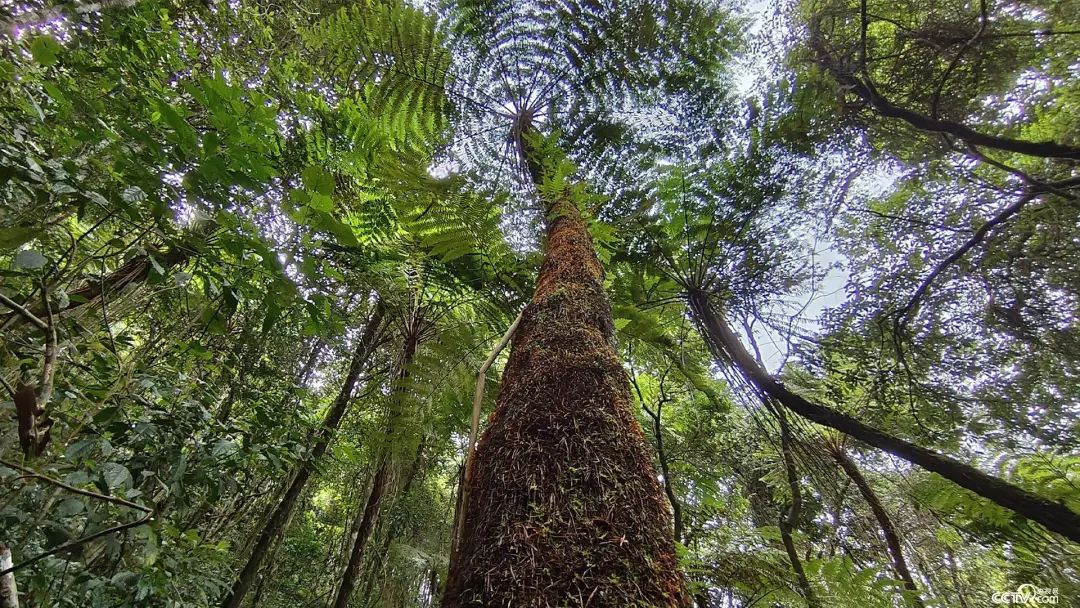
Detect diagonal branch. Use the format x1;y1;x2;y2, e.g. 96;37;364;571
807;17;1080;161
845;75;1080;160
686;289;1080;544
37;280;57;409
895;191;1034;328
0;293;46;331
0;459;152;513
0;512;152;577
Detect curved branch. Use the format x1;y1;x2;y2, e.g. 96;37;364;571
687;290;1080;544
846;76;1080;160
807;18;1080;161
895;192;1034;327
0;294;46;331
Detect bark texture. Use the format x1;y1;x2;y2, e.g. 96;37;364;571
687;289;1080;544
443;181;686;605
0;542;18;608
219;301;384;608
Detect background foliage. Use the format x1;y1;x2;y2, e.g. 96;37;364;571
1;0;1077;606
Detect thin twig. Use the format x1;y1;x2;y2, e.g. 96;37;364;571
0;459;152;513
0;512;152;577
0;293;46;331
38;280;57;408
896;192;1035;327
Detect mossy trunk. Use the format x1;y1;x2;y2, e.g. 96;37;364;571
443;183;686;605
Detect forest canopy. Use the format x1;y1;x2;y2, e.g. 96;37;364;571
0;0;1078;607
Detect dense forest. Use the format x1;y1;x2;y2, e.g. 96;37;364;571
1;0;1078;606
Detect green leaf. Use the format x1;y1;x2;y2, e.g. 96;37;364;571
30;36;62;66
102;463;133;490
121;186;147;202
301;165;335;195
307;193;335;213
13;249;47;270
57;497;87;517
93;406;122;426
0;227;41;252
153;99;198;155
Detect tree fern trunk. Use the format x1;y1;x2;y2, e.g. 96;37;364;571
333;460;390;608
686;288;1080;543
777;411;820;608
443;133;686;606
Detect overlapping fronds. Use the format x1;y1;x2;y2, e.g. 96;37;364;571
295;0;451;168
441;0;740;205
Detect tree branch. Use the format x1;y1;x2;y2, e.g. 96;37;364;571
895;191;1034;328
37;281;57;409
0;293;46;331
847;75;1080;160
0;459;152;513
807;18;1080;160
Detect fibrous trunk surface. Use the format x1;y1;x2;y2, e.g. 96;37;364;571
443;196;685;607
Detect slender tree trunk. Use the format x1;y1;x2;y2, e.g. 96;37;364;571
644;402;683;543
686;289;1080;543
945;551;970;608
334;462;390;608
779;523;815;607
777;411;819;608
218;301;385;608
0;542;18;608
331;317;424;608
359;438;429;602
830;447;925;608
443;129;686;606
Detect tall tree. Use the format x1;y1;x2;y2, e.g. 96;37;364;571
332;298;433;608
438;0;735;603
219;300;385;608
445;127;686;605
